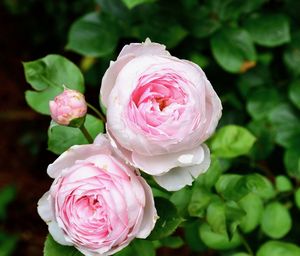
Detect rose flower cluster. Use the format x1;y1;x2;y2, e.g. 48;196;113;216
38;40;222;256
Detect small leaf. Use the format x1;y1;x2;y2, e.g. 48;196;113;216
238;193;263;233
44;234;83;256
131;239;155;256
48;114;104;154
170;187;192;217
121;0;154;9
244;14;290;47
211;27;256;73
261;202;292;239
184;221;207;252
24;55;84;115
159;236;184;249
275;175;293;192
67;12;119;57
210;125;256;158
257;241;300;256
199;223;241;250
206;200;227;236
148;197;183;240
188;187;214;218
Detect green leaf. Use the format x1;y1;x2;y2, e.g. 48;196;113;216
132;21;187;49
248;120;276;160
247;88;282;120
206;200;227;236
148;197;183;240
131;239;155;256
199;223;241;250
268;103;300;148
121;0;154;9
284;146;300;179
184;221;207;252
48;114;104;154
114;246;134;256
275;175;293;192
195;156;222;189
211;27;256;73
24;55;84;115
210;125;256;158
170;187;192;217
44;234;83;256
244;14;290;47
284;32;300;76
289;80;300;109
238;193;263;233
261;202;292;239
188;187;214;218
231;253;250;256
159;236;184;249
216;174;272;201
294;188;300;209
257;241;300;256
225;201;246;235
67;12;119;57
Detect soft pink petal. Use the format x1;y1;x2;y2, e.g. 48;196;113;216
135;177;158;238
48;221;72;246
100;55;135;107
153;145;211;191
37;191;53;222
47;144;110;178
118;38;170;59
131;145;207;175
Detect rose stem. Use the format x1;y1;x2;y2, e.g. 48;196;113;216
79;125;93;143
87;102;106;123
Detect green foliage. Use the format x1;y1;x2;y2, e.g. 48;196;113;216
260;202;292;239
48;114;104;154
209;125;256;158
275;175;293;192
24;55;84;114
257;241;300;256
0;232;18;256
44;235;83;256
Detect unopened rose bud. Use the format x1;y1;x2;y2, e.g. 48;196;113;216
49;88;87;127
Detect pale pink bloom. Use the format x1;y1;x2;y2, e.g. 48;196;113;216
100;39;222;191
49;88;87;125
38;135;157;256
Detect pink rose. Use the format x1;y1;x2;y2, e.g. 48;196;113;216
100;39;222;191
49;88;87;126
37;135;157;256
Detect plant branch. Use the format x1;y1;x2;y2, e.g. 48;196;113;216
79;125;93;143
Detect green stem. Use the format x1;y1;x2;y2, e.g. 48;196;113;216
239;232;254;256
87;102;106;123
80;125;93;143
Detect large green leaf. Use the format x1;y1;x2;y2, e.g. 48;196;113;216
275;175;293;192
131;240;155;256
211;27;256;73
170;187;192;217
148;197;183;240
260;202;292;239
67;12;119;57
257;241;300;256
244;14;290;47
44;235;83;256
238;193;263;233
121;0;155;9
188;187;214;218
184;221;207;252
24;55;84;115
48;114;104;154
209;125;256;158
199;223;241;250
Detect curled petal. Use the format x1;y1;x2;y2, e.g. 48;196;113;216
153;145;210;191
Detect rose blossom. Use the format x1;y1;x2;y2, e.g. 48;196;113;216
49;88;87;126
100;39;222;191
37;135;157;256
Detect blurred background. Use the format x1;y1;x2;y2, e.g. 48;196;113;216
1;0;300;255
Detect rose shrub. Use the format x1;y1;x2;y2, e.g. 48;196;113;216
101;40;222;191
37;134;157;256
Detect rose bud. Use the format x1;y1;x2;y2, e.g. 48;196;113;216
49;88;87;127
37;134;157;256
100;39;222;191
